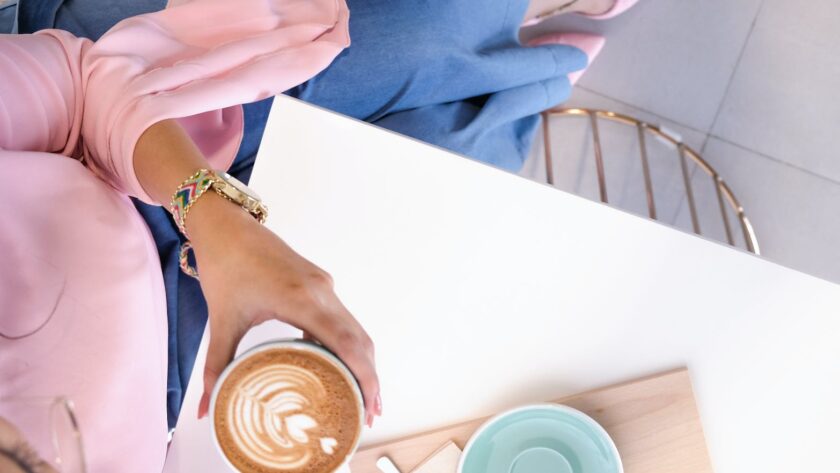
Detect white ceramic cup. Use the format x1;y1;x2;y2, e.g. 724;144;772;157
209;339;365;473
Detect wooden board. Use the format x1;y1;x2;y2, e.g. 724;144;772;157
350;368;712;473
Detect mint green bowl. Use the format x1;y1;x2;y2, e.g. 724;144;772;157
457;404;622;473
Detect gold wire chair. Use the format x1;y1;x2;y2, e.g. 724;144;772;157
541;107;760;254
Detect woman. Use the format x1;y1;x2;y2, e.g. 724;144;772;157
0;0;637;470
1;2;380;471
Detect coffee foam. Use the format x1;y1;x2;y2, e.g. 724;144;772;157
214;347;361;473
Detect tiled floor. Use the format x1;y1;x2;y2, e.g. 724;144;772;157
519;0;840;284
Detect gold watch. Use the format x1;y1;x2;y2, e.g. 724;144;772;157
210;171;268;223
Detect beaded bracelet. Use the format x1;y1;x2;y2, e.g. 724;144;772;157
170;169;216;279
169;169;216;238
179;241;200;279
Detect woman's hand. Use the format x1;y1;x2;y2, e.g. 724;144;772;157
187;192;382;426
133;120;380;425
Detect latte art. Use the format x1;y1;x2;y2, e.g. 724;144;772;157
229;365;334;469
214;345;362;473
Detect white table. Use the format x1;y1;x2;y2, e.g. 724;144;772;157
163;96;840;473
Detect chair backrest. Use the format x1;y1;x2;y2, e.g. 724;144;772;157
541;107;759;254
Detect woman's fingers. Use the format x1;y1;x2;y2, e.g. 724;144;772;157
283;292;382;425
197;313;244;419
327;322;380;426
339;335;382;427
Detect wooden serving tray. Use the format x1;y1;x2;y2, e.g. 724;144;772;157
350;368;712;473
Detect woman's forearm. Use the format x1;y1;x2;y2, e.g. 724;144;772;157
133;119;248;246
133;119;212;207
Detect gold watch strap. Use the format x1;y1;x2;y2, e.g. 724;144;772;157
211;185;268;224
169;169;267;280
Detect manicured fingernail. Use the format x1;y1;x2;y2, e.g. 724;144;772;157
375;394;383;415
198;393;208;419
365;413;373;427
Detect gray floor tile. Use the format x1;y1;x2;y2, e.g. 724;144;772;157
711;0;840;182
521;0;763;131
675;138;840;283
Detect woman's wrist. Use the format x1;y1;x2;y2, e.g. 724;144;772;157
185;190;256;252
133;120;262;265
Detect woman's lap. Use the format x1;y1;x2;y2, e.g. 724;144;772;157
287;0;582;169
0;151;169;472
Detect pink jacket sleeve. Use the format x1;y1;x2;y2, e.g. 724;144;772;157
0;0;350;203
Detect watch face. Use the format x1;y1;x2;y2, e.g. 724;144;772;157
219;171;261;200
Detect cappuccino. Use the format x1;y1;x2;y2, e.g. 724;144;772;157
212;341;363;473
